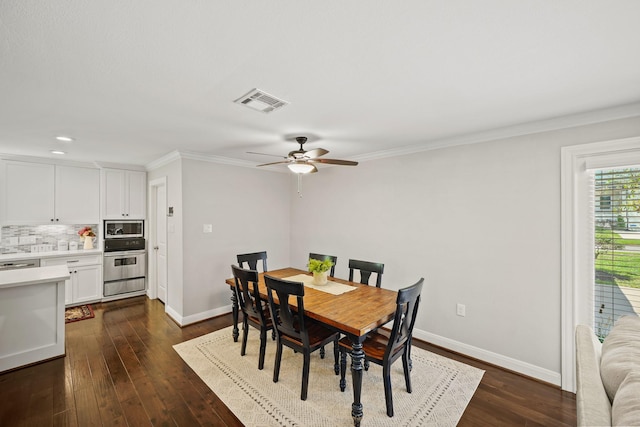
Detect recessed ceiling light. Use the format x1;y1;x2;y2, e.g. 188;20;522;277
55;136;74;142
50;150;66;155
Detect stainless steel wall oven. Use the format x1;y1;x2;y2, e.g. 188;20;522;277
103;220;146;297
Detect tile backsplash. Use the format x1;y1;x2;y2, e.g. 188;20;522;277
0;224;99;254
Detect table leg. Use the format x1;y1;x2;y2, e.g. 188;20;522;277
230;286;239;342
350;336;365;427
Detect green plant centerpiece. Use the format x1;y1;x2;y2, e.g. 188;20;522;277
308;258;333;285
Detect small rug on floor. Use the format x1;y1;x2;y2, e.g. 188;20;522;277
174;326;484;426
64;304;94;323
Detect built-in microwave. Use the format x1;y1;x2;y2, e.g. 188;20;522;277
104;220;144;238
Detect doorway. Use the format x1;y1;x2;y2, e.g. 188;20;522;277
149;177;168;303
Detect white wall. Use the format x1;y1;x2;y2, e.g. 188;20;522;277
289;115;640;384
180;158;290;322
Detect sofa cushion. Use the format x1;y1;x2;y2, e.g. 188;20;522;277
600;315;640;402
612;371;640;427
575;325;612;426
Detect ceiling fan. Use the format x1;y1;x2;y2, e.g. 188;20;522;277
250;136;358;174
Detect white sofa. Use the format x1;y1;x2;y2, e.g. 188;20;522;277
575;315;640;426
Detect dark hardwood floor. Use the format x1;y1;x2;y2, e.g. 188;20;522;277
0;296;576;426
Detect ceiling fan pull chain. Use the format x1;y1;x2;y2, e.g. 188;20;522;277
297;173;303;198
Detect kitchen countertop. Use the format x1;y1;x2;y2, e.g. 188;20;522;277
0;264;70;289
0;248;103;262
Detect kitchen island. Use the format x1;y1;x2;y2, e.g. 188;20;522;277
0;265;70;373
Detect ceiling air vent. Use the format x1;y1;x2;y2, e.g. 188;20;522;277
234;88;288;114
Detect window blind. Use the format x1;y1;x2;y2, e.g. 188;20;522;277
593;167;640;340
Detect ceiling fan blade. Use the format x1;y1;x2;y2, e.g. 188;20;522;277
257;160;291;167
310;158;358;166
309;164;318;173
247;151;287;159
304;148;329;159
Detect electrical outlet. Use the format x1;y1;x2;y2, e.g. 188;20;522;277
456;303;466;317
203;224;213;233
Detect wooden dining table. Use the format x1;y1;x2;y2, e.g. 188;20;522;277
225;267;398;427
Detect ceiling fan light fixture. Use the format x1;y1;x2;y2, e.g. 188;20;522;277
288;162;315;174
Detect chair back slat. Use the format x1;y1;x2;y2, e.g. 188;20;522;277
348;259;385;287
231;265;266;322
237;251;268;272
309;253;337;277
385;278;423;360
264;275;309;347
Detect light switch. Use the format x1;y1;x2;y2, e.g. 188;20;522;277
203;224;213;233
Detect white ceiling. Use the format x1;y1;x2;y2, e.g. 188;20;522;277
1;1;640;168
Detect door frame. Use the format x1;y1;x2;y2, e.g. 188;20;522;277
148;176;167;303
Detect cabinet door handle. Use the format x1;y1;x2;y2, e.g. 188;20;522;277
67;260;80;263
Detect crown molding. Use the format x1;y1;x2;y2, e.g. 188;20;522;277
177;151;257;168
0;153;99;169
352;102;640;162
93;161;146;171
146;150;288;173
145;151;182;171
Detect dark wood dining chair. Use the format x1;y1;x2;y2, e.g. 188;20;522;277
237;251;268;272
348;258;384;287
231;265;274;370
309;252;337;277
338;278;424;417
264;275;340;400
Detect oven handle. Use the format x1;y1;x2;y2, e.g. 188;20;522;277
104;250;146;257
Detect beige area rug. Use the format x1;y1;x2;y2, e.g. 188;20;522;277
174;326;484;426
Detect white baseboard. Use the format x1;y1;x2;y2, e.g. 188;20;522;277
166;304;233;327
413;328;562;386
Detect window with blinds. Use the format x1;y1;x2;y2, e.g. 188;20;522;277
594;167;640;340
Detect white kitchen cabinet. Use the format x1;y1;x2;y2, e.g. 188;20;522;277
1;161;54;223
41;254;102;306
0;160;99;224
55;165;100;223
101;169;146;219
71;265;102;304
